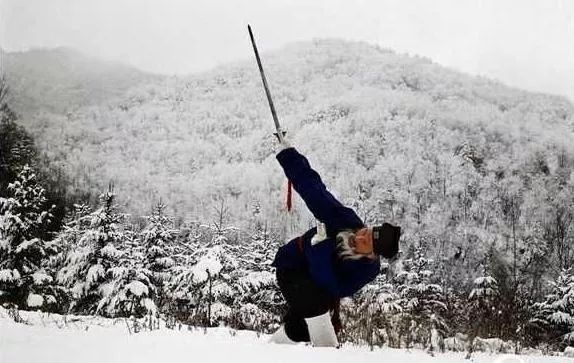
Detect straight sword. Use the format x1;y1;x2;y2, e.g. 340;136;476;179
248;24;285;143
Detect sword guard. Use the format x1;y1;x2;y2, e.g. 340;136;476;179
273;130;287;142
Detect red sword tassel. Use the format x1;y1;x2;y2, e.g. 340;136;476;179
286;180;293;212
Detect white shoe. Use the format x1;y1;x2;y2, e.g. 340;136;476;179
269;325;297;345
305;312;339;347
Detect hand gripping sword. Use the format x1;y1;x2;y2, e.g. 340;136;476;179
248;25;285;143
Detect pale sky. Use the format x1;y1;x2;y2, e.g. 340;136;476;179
1;0;574;102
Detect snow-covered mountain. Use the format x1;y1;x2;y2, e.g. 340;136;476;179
4;40;574;252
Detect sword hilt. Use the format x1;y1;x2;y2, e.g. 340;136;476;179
273;130;287;143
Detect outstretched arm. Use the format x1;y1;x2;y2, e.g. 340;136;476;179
276;147;364;233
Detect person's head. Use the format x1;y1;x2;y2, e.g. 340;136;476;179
336;223;401;260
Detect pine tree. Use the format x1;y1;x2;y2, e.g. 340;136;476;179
232;222;282;332
50;203;92;259
57;189;156;317
141;201;177;309
343;274;403;349
104;226;157;318
44;203;93;311
531;268;574;349
467;264;501;350
0;165;64;310
396;246;448;350
164;225;202;322
0;79;37;197
169;223;240;326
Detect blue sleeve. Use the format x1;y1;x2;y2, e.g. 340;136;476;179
276;148;364;233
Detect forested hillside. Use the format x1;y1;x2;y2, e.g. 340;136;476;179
2;40;574;349
7;40;574;233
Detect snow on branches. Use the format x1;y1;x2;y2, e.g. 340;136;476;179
0;165;61;311
531;268;574;348
56;190;156;317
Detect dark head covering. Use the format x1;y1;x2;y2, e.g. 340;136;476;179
372;223;401;259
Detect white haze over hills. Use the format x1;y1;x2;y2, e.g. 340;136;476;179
1;47;160;115
2;0;573;103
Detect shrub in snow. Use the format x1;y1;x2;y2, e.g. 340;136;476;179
233;302;278;332
231;270;281;332
471;337;513;353
26;293;44;308
0;165;64;311
96;267;157;318
443;333;468;352
168;219;282;330
341;274;403;349
229;223;282;332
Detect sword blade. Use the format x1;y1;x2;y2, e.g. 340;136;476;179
248;25;284;142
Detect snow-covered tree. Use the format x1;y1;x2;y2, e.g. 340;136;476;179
50;203;92;257
231;222;282;332
531;268;574;349
168;199;283;331
141;202;177;308
469;273;499;305
343;273;403;349
0;80;38;197
169;220;240;326
0;165;63;311
57;189;156;317
396;246;448;350
101;228;157;318
467;264;501;347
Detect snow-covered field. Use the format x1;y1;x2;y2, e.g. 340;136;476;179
0;309;572;363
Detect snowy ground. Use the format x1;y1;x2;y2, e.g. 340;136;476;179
1;310;572;363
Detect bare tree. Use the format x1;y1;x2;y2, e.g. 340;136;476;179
0;74;8;107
